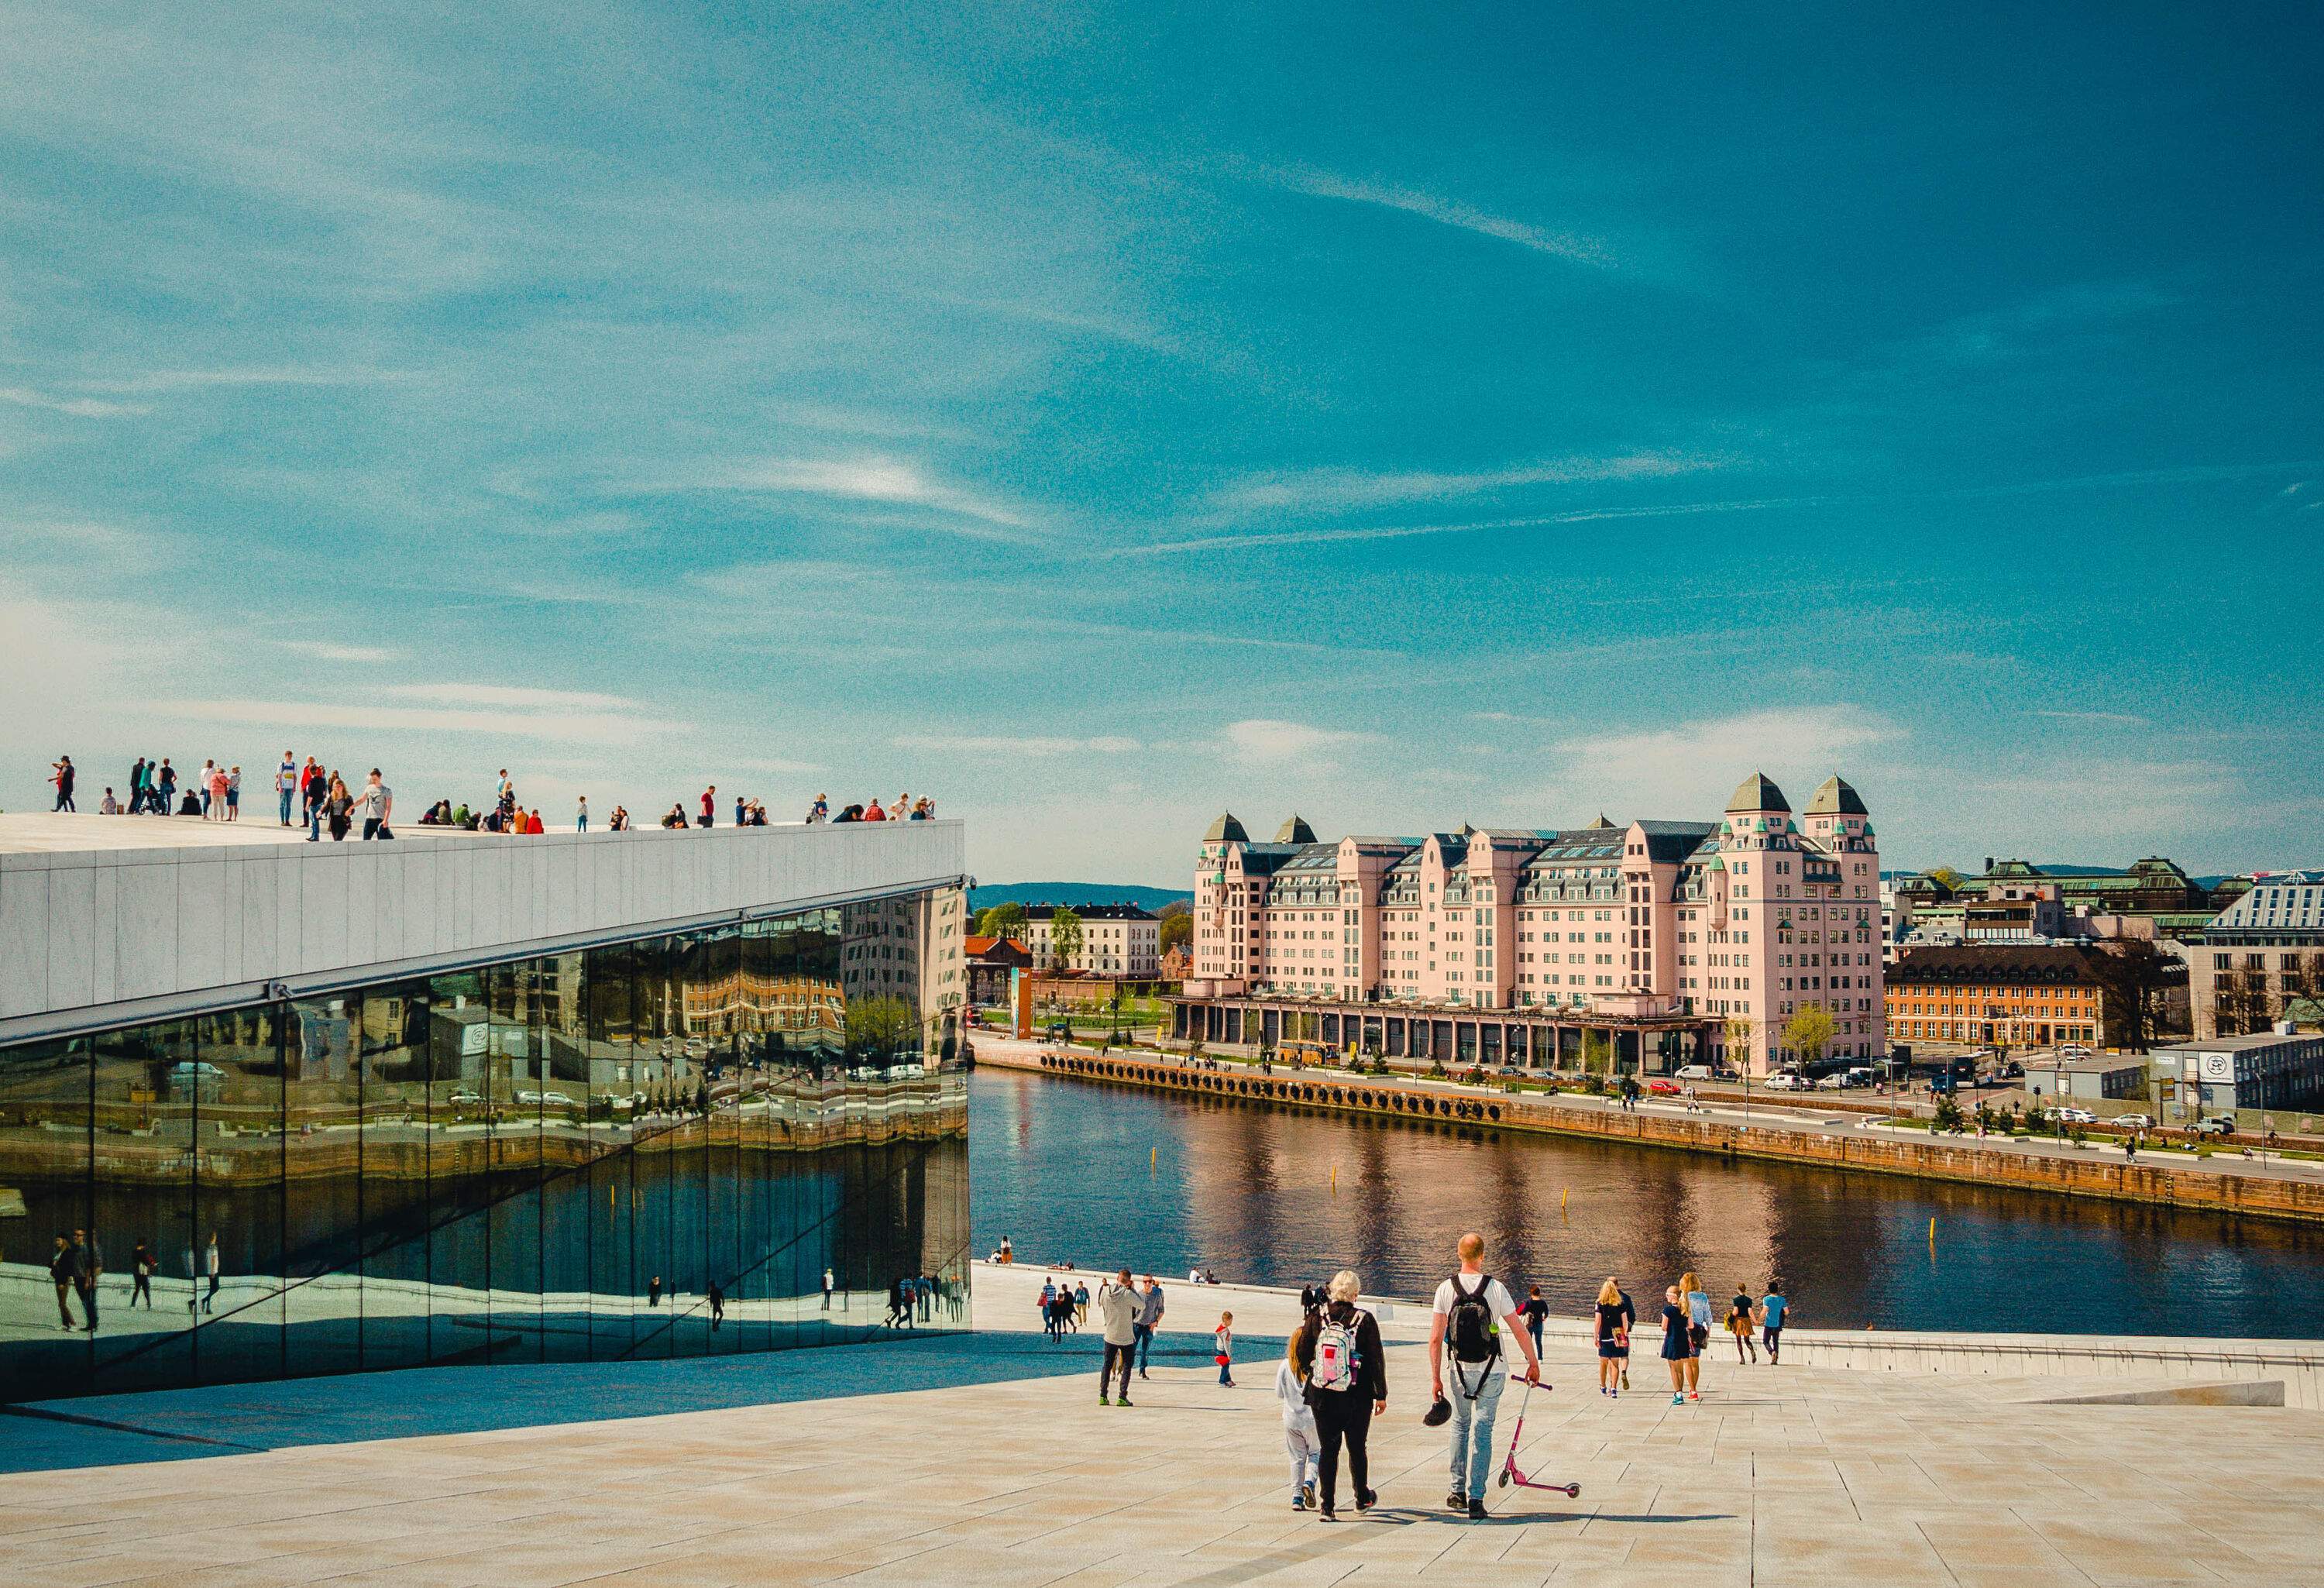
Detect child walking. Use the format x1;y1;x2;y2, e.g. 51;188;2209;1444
1276;1325;1322;1509
1215;1310;1236;1387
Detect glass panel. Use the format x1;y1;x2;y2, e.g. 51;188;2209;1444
198;1001;284;1384
583;939;636;1361
630;935;682;1357
359;979;435;1372
425;968;493;1365
91;1016;198;1391
284;995;362;1377
0;1035;91;1401
486;960;543;1365
535;950;594;1364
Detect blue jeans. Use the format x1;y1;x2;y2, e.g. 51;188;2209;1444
1446;1359;1507;1500
279;788;294;824
1133;1322;1153;1373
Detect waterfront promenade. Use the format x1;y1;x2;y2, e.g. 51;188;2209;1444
5;1311;2322;1586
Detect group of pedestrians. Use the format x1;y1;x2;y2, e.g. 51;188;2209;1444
45;1229;222;1332
1093;1238;1798;1524
1040;1274;1091;1338
1278;1232;1548;1521
885;1272;942;1326
48;752;930;844
1648;1271;1789;1404
808;792;937;823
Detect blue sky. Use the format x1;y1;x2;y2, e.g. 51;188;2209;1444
2;2;2319;885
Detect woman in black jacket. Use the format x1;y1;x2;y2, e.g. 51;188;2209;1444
1294;1268;1387;1520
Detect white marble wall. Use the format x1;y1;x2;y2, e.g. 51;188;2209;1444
0;821;965;1040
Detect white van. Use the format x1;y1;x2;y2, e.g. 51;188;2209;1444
1673;1064;1720;1082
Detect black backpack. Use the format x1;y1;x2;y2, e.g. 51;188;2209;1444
1448;1274;1499;1364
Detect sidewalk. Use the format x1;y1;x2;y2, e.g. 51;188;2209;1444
5;1329;2319;1587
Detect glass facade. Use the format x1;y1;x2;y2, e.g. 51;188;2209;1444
0;895;969;1403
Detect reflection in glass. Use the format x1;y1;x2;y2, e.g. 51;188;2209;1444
0;889;970;1402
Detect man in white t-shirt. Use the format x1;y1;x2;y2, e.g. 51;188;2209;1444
1428;1230;1542;1519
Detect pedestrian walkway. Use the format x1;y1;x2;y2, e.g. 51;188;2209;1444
4;1332;2318;1586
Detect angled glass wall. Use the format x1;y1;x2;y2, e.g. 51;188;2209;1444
0;892;968;1404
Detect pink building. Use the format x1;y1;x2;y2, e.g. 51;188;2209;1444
1180;773;1885;1077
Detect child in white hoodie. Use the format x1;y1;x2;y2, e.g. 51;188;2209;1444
1275;1332;1322;1510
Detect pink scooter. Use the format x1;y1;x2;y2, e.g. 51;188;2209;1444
1496;1377;1580;1498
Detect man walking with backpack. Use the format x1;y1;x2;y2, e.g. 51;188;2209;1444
1428;1231;1543;1520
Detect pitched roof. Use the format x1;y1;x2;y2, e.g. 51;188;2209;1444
1725;772;1789;813
1804;775;1867;816
1274;815;1318;844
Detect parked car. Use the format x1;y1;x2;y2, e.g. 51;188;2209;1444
1673;1064;1721;1083
2055;1107;2098;1125
1646;1078;1683;1095
2192;1115;2240;1137
1815;1072;1851;1090
1765;1071;1810;1091
445;1088;483;1105
2113;1113;2155;1131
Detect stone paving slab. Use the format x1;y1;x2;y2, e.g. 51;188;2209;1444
5;1339;2322;1586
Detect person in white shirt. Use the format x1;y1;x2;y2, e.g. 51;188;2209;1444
1428;1231;1543;1519
353;768;394;840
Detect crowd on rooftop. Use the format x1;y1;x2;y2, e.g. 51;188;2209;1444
43;754;936;843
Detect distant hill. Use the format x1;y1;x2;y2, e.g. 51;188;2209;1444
969;882;1191;913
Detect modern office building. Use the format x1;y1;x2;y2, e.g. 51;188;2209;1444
0;813;970;1404
2181;869;2324;1037
1178;773;1885;1077
2154;1030;2324;1117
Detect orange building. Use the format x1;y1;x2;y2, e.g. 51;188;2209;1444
1885;944;2119;1049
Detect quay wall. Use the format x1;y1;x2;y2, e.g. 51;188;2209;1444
978;1047;2324;1228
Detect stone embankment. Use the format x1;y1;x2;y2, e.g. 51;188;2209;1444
979;1046;2324;1227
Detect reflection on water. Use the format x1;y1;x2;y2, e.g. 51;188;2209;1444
971;1070;2324;1337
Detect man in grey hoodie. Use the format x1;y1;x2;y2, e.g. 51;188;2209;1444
1098;1269;1143;1406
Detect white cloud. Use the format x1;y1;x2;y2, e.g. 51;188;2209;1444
81;366;396;395
1542;705;1902;816
664;455;1035;535
1260;166;1614;268
894;733;1141;756
736;756;828;775
379;683;643;712
0;386;148;418
2030;709;2150;727
1221;718;1381;763
1211;452;1721;516
163;696;687;744
280;639;400;664
1109;496;1806;559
